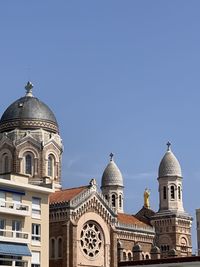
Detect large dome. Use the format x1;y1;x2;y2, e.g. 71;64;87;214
101;154;124;188
158;144;182;178
0;82;59;133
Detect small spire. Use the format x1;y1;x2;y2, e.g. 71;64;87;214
25;81;34;97
167;141;171;151
109;152;114;161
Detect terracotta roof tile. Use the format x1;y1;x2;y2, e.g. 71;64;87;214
50;186;88;204
118;213;150;227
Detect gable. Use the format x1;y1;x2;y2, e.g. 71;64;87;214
72;193;117;225
50;186;88;204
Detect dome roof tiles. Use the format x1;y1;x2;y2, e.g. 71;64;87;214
0;82;59;133
101;157;123;187
158;146;182;178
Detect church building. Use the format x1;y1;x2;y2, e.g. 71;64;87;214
48;98;192;266
0;82;193;267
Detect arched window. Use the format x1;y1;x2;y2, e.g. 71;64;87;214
48;155;54;177
181;237;187;245
127;252;132;260
1;153;12;174
111;194;116;207
119;195;122;208
145;254;150;259
163;186;167;199
58;237;63;258
50;238;55;258
178;186;181;200
123;251;126;261
170;185;175;199
4;155;9;173
161;245;169;252
25;154;32;175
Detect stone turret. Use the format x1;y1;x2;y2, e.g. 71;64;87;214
158;142;184;212
151;142;192;258
101;153;124;212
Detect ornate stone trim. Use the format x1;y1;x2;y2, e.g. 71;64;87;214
80;221;103;258
0;119;58;133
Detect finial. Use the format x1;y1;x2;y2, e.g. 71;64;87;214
25;81;34;97
166;141;171;151
109;152;114;161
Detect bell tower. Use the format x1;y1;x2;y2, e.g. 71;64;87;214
151;143;192;258
101;153;124;213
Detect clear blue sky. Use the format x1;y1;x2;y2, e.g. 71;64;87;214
0;1;199;251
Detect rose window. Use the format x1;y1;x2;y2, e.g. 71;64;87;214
80;222;103;258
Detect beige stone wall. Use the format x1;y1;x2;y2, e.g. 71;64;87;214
153;216;192;258
0;174;52;267
27;190;50;267
0;129;63;189
76;211;111;267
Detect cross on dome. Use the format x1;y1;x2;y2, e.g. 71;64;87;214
109;152;114;161
167;141;171;151
25;81;34;97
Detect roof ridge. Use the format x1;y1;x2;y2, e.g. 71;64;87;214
59;185;89;192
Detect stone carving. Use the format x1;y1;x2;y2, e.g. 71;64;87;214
80;221;103;258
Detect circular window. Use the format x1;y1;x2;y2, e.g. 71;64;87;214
80;222;103;258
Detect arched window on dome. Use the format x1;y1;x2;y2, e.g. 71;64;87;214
119;194;122;208
170;185;175;200
111;194;116;207
0;152;12;174
178;186;181;200
163;186;167;200
24;153;33;175
48;154;54;177
4;156;9;173
2;154;9;173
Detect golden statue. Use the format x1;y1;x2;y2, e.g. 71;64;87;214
144;188;150;209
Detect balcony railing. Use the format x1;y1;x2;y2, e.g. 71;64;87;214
0;229;30;244
0;258;28;267
0;201;30;216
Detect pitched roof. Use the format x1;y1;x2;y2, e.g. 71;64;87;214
50;186;88;204
117;213;150;227
135;206;155;226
